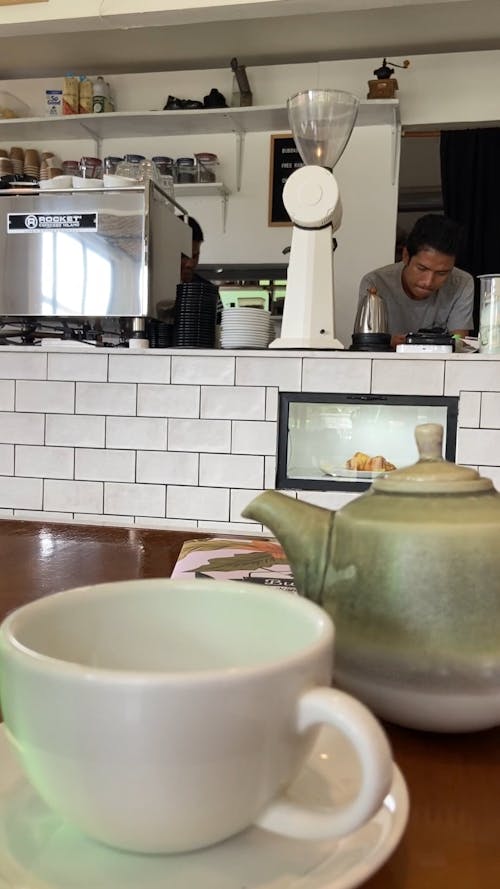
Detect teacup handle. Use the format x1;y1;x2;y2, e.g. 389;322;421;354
256;687;394;840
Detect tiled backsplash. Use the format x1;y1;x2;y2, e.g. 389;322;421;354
0;347;499;533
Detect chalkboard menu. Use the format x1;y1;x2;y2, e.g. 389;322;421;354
268;133;304;227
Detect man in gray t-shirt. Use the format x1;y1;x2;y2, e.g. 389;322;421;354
358;214;474;348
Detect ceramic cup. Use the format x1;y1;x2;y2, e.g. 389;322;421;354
0;578;393;854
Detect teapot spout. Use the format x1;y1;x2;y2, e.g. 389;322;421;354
242;490;334;603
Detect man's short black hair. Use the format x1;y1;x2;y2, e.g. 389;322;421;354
188;216;204;243
405;214;463;260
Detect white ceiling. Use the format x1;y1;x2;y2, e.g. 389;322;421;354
0;0;499;79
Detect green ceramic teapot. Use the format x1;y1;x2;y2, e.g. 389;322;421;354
243;423;500;732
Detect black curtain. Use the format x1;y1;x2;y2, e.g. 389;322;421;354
440;128;500;334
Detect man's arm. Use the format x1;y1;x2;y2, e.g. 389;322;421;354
391;334;406;348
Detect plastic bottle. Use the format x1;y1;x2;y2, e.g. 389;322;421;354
104;82;114;113
92;76;107;114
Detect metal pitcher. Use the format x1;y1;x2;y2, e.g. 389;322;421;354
353;286;389;334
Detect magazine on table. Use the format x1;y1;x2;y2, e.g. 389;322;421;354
171;536;296;592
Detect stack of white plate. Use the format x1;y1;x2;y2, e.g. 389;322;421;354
220;307;272;349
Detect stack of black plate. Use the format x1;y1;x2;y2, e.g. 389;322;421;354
350;332;392;351
148;320;173;348
173;281;218;348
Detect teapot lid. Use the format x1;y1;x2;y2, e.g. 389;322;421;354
372;423;493;494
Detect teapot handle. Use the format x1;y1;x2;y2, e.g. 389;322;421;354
255;687;394;840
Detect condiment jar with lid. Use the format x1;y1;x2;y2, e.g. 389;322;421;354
104;156;123;175
195;152;218;182
175;157;196;184
152;156;174;178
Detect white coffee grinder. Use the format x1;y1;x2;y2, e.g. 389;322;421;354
269;89;360;350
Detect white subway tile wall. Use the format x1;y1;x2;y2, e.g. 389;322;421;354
16;445;74;479
479;466;500;490
171;355;234;385
106;416;167;450
458;391;481;428
109;355;171;384
265;387;279;420
134;516;198;530
15;510;73;522
232;420;277;455
0;477;43;510
136;451;198;485
456;428;500;466
0;444;14;475
264;455;276;489
48;353;108;382
104;482;165;517
372;360;445;395
44;479;103;514
200;453;264;489
480;392;500;428
76;382;136;416
16;380;75;414
235;356;301;389
0;347;499;532
445;359;500;395
0;352;46;380
167;485;229;521
200;386;265;420
302;357;371;393
75;448;136;483
0;381;14;411
0;412;44;445
168;418;231;453
138;384;200;418
73;512;135;526
46;414;105;447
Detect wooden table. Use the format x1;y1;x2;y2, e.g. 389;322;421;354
0;519;498;888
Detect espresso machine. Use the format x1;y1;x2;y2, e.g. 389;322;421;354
0;179;191;343
269;88;360;350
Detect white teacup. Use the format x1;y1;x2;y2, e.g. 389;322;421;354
0;578;393;854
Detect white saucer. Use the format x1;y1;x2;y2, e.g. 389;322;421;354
0;723;408;889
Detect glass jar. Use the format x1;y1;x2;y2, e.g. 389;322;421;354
124;154;145;164
79;156;102;179
152;156;174;177
175;157;196;184
137;159;159;183
104;156;123;175
115;160;140;180
61;159;80;176
195;152;218;183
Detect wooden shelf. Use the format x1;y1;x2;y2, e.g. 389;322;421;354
0;100;399;143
